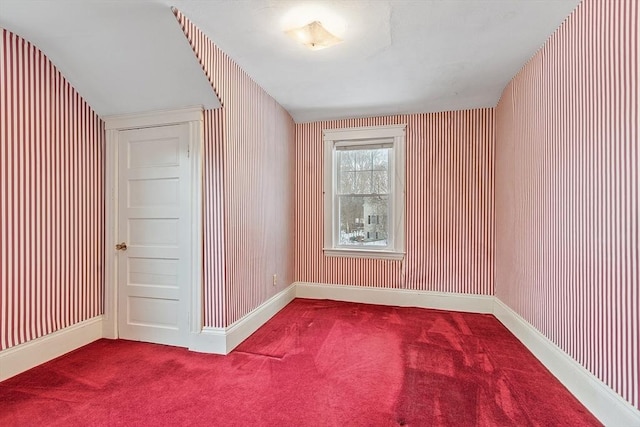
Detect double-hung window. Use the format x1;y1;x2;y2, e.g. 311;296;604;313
323;124;406;259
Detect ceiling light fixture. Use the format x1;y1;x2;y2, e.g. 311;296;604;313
286;21;343;51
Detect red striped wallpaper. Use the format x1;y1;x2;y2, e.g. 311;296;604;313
173;10;296;328
295;110;495;294
495;0;638;410
0;29;105;351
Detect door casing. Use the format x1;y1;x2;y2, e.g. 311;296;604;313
103;107;203;344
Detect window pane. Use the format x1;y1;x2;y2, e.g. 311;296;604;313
372;170;388;193
337;170;354;194
339;150;356;169
354;170;371;194
337;148;389;195
353;150;372;171
338;195;389;246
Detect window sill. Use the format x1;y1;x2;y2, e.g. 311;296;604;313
323;248;405;260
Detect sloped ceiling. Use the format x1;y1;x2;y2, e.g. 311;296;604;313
0;1;221;117
0;0;581;122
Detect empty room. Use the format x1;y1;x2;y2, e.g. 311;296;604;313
0;0;638;425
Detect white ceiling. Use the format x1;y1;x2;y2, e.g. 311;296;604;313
0;0;581;123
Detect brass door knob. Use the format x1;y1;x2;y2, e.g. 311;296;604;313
115;242;127;251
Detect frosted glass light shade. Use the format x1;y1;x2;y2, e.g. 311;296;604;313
286;21;342;50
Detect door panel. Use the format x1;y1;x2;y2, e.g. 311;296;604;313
128;218;179;246
129;179;179;206
117;124;191;347
128;258;178;287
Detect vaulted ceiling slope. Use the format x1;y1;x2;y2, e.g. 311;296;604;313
0;0;581;122
0;1;221;117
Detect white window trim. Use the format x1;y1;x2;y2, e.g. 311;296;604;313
323;124;406;260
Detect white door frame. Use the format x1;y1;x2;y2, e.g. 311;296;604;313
103;106;203;343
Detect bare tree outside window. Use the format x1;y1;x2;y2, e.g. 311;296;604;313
336;147;390;246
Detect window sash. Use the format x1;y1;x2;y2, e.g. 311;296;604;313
323;124;406;260
333;146;394;250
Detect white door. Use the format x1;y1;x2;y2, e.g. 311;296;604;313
116;123;191;347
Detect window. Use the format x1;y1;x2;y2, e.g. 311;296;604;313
323;124;406;259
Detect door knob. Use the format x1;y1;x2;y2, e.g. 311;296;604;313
115;242;128;251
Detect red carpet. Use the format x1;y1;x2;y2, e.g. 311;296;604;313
0;299;600;426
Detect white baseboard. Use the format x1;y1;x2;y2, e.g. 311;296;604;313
189;284;296;355
225;284;296;351
493;299;640;427
295;281;494;314
190;326;227;354
0;316;104;381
